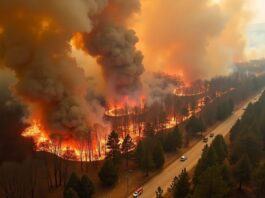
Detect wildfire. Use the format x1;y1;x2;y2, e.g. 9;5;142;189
22;120;107;161
165;117;178;129
21;84;236;162
22;120;49;144
174;83;208;97
215;87;235;97
105;96;146;117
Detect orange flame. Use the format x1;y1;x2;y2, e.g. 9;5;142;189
22;85;235;162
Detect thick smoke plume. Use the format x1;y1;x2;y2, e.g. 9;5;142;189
80;0;145;104
0;0;108;140
134;0;250;82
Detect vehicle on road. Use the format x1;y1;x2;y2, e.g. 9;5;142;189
180;155;187;162
209;133;214;138
133;187;143;197
203;137;208;143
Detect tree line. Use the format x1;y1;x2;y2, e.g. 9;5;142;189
165;91;265;198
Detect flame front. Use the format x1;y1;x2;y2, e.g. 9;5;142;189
22;120;107;161
22;81;235;162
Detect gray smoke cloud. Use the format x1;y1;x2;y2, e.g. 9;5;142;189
80;0;144;104
0;0;108;139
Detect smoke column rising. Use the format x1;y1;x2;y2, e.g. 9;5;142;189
0;0;108;140
80;0;145;104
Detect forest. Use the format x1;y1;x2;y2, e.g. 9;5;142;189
169;91;265;198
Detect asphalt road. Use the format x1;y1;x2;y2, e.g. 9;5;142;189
134;91;263;198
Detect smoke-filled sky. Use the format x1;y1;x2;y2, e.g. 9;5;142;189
213;0;265;23
245;0;265;24
212;0;265;59
246;0;265;59
133;0;254;82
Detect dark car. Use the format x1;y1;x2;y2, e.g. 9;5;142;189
209;133;214;138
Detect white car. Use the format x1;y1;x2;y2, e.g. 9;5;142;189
180;155;187;162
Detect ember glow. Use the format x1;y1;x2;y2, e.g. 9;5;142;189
22;120;108;161
105;96;146;117
22;120;49;145
174;83;208;97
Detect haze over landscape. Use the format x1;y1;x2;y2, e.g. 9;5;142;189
0;0;265;198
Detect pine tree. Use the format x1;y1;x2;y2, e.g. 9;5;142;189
106;131;121;164
79;175;95;198
193;145;209;184
121;134;135;167
234;155;251;190
173;126;182;150
205;146;217;168
220;164;234;188
64;172;81;197
173;169;190;198
185;116;205;138
142;146;154;176
231;134;262;165
165;127;182;152
193;166;228;198
253;163;265;198
152;141;165;169
135;140;144;165
98;159;118;186
64;187;79;198
211;135;228;163
135;139;154;176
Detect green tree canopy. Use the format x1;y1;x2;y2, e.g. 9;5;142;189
121;134;135;166
164;127;182;152
211;135;228;163
234;155;252;190
64;172;81;197
185;116;205;138
193;166;228;198
106;130;121;164
64;187;79;198
253;163;265;198
98;159;118;186
80;175;95;198
231;134;262;166
152;141;165;169
173;169;190;198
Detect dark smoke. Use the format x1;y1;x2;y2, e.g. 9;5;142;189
0;0;108;140
0;69;33;163
81;0;144;103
